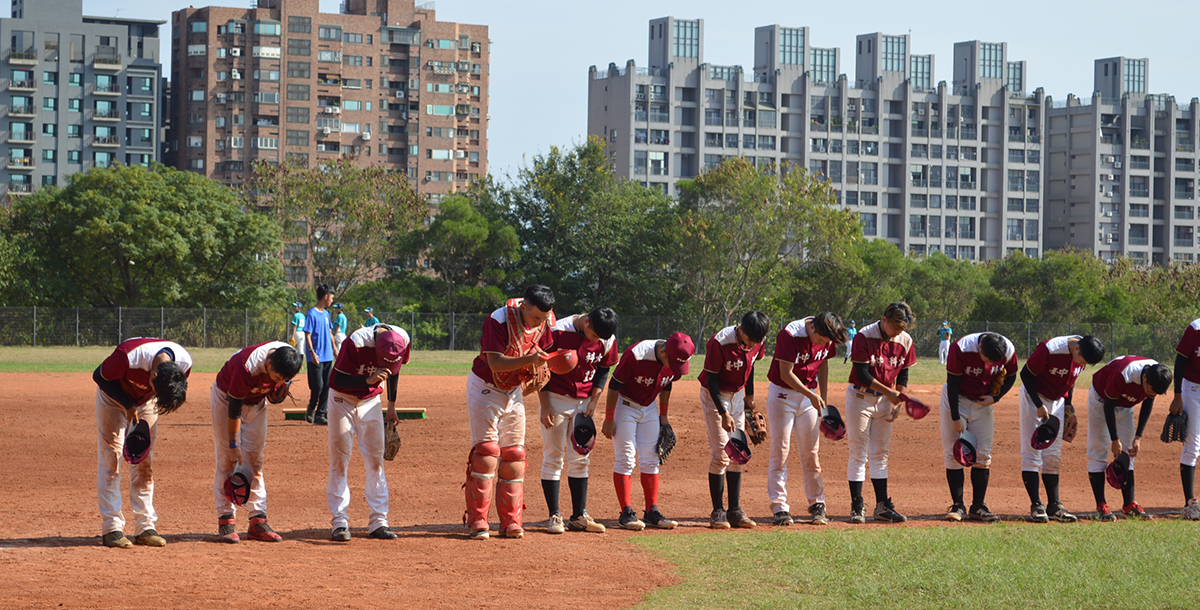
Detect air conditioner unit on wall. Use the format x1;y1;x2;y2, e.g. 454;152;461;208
1114;161;1122;168
324;106;337;114
321;127;332;135
361;132;371;141
230;48;241;57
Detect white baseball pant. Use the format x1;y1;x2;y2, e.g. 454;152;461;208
939;385;995;469
293;331;306;352
541;392;591;480
467;373;526;447
612;395;660;476
95;390;159;535
1018;385;1066;474
334;332;346;346
326;389;389;531
700;387;746;475
1181;379;1200;467
210;383;270;516
939;340;950;365
845;386;897;481
766;382;823;514
1086;387;1136;473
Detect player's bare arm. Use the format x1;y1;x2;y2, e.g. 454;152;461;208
601;384;619;439
659;389;671;427
537;390;554;429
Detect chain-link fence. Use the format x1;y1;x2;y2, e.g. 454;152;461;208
0;307;1188;363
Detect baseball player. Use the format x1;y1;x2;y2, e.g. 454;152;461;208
332;303;348;346
1017;335;1105;523
363;307;380;328
601;331;695;531
326;323;411;541
305;285;340;425
1087;356;1172;520
464;285;556;540
211;342;304;543
937;321;953;365
845;302;916;524
941;332;1019;523
842;320;857;364
699;312;769;529
537;308;619;534
92;338;191;548
766;312;847;526
1170;319;1200;520
289;302;305;349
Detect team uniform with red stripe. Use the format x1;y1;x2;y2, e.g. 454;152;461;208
939;333;1018;469
1086;356;1159;474
540;315;617;481
698;326;765;475
845;322;915;482
1019;336;1086;474
1175;320;1200;471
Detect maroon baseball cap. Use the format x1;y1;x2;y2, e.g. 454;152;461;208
375;329;408;374
664;332;695;377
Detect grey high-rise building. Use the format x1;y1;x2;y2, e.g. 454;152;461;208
2;0;163;196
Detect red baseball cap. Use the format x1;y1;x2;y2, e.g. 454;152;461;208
664;332;695;377
375;329;408;374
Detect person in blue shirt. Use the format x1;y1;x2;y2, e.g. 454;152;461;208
937;321;954;365
304;285;340;425
363;307;380;328
843;320;858;364
332;303;348;346
289;303;306;350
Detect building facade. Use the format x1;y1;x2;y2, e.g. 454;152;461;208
168;0;488;201
2;0;163;196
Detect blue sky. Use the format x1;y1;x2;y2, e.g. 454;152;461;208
14;0;1200;181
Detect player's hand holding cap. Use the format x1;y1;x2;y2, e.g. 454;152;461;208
664;332;695;376
375;329;408;375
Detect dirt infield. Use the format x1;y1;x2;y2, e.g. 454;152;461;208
0;373;1187;609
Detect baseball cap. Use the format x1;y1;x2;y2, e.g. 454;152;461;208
332;303;343;309
292;302;302;307
364;307;374;313
375;329;408;374
664;332;694;377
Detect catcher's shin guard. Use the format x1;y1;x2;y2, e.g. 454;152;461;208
497;445;527;537
463;442;500;532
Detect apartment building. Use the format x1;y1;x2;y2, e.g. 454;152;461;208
169;0;488;202
589;18;1046;261
2;0;163;196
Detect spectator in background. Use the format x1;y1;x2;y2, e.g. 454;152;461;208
305;285;339;426
289;303;305;350
843;320;857;364
332;303;348;346
363;307;380;328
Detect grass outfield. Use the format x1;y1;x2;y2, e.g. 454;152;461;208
631;521;1199;609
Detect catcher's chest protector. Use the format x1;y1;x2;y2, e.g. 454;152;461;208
491;298;556;392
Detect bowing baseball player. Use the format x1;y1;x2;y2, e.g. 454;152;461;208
211;342;304;543
1017;335;1105;523
93;338;191;548
601;332;695;530
1170;319;1200;520
698;312;770;529
766;312;847;526
538;307;619;534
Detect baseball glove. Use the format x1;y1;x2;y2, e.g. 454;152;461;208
1061;403;1078;443
655;423;677;464
745;406;768;445
266;380;293;405
1162;411;1188;443
384;420;402;461
989;369;1007;397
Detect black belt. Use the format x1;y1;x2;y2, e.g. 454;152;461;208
853;385;883;397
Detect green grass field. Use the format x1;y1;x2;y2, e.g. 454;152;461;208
632;521;1200;609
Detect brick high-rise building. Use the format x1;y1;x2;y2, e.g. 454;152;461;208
169;0;488;200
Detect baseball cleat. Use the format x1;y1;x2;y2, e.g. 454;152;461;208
1094;503;1117;522
546;513;565;535
618;507;645;531
849;498;866;524
1048;502;1077;523
1122;501;1152;520
710;508;731;529
1184;498;1200;521
248;515;282;542
809;503;828;525
945;504;966;522
1029;502;1049;524
873;498;907;523
773;511;794;526
468;528;490;540
969;504;998;523
102;531;132;549
368;526;398;540
728;508;756;528
331;527;351;542
134;529;166;547
218;515;239;544
644;507;677;529
567;512;606;533
503;524;525;538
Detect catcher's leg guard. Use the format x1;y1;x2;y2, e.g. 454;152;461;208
464;442;500;533
497;445;527;538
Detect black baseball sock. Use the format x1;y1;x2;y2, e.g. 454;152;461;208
1022;470;1041;504
567;477;588;519
541;479;560;516
726;471;742;510
970;468;990;508
849;480;864;508
871;478;888;504
1183;464;1196;501
1089;472;1107;506
1042;473;1060;506
709;473;725;511
947;468;965;506
1121;470;1136;506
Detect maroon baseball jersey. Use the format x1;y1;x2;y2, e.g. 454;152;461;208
611;340;678;409
1175;318;1200;385
697;325;765;393
947;333;1019;400
470;306;555;385
847;321;916;389
1025;335;1086;401
1092;356;1158;407
544;315;618;399
330;324;411;400
215;341;292;405
99;338;193;406
767;317;834;390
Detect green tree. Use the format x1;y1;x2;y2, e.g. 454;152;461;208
978;249;1118;322
792;238;913;322
7;163;286;307
907;250;991;323
412;194;519;313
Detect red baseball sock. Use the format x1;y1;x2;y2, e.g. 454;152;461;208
614;473;632;509
641;472;659;509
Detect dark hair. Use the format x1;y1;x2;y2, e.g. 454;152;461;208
811;312;848;344
882;302;914;331
587;307;618;340
978;332;1007;363
152;361;188;414
1078;335;1105;365
1145;363;1173;395
316;284;333;300
524;284;555;312
740;311;771;343
269;345;304;378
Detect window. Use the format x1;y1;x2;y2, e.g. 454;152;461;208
68;73;82;86
286;129;308;146
255;92;279;104
254;69;280;81
287;38;310;56
959;217;976;239
318;26;342;41
187;44;206;56
1025;219;1039;241
759;110;776;129
343;100;362;111
287;61;310;79
286;84;310;100
42;175;57;187
288;16;311;33
649;151;668;175
778;28;804;65
633;150;647;175
1007;218;1023;241
43;98;57;111
881;35;905;72
188;135;203;148
67;150;81;163
343;32;363;43
673;20;699;58
229;136;244;149
860;213;878;236
318;50;341;63
42;71;57;85
286;106;310;124
42;124;56;137
910;55;932;90
811;48;837;84
67;125;81;138
190;89;205;102
341;122;361;133
42;149;56;162
68;99;81;112
253;137;279;149
129;102;152;119
253;22;281;36
343;55;363;66
190;21;207;33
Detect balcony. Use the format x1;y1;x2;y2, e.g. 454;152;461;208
7;105;35;117
93;55;122;70
93;109;120;121
1129;236;1149;246
5;182;32;194
91;135;120;147
960;127;978;140
930;178;942;188
648;112;669;123
9;79;35;91
911;178;927;187
634;111;648;121
861;125;879;135
1026;183;1040;192
1178;190;1196;200
960;180;977;190
1008;133;1023;142
6;157;34;170
7;130;33;143
1130;188;1150;197
1131;138;1150;150
912;128;928;137
8;51;37;65
1101;135;1122;145
93;83;121;96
